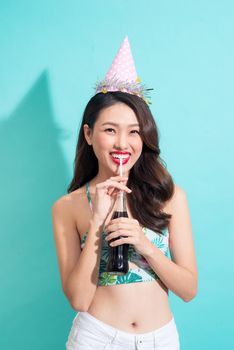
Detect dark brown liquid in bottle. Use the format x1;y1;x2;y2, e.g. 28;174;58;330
106;211;129;275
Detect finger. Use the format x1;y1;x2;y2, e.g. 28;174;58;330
108;188;117;196
106;230;132;242
104;180;132;193
108;176;128;186
107;187;115;196
109;237;132;247
109;187;124;197
106;222;135;232
108;218;139;226
109;176;128;181
96;179;130;191
107;184;128;196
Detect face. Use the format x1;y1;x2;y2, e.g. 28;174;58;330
84;102;143;177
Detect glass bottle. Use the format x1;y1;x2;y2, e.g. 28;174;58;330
106;190;129;275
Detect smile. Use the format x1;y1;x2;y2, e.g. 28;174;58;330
110;153;131;165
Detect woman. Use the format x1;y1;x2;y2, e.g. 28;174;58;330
52;38;198;350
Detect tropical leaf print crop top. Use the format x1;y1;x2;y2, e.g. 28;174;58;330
81;182;170;286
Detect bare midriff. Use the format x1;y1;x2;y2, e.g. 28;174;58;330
87;274;173;334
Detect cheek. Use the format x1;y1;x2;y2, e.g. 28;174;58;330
132;138;143;154
92;134;112;156
95;134;112;149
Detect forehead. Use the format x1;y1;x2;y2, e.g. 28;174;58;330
97;103;138;125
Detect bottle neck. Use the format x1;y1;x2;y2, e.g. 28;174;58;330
116;190;127;212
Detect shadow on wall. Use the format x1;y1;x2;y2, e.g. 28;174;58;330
0;71;72;349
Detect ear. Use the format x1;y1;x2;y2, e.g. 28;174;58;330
83;124;93;146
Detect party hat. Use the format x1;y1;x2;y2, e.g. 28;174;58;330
95;36;153;105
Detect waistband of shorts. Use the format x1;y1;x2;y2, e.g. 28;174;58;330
74;311;177;344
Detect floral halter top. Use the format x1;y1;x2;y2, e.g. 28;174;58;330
80;182;170;286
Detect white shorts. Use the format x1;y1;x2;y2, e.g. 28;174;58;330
66;311;180;350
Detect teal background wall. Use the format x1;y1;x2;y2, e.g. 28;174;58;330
0;0;233;348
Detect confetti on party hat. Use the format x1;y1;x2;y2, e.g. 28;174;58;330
95;36;153;105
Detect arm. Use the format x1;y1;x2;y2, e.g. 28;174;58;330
52;197;104;311
143;185;198;302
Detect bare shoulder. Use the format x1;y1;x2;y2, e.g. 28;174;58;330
52;185;92;240
51;193;78;238
52;186;87;215
52;193;73;212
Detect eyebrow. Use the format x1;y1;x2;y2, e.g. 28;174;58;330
101;122;140;127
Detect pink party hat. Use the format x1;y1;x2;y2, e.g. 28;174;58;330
95;36;153;104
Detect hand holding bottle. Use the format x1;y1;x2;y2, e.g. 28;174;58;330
92;176;132;223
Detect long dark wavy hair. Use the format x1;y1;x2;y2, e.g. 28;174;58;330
68;92;175;234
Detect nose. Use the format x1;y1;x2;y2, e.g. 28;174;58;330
114;132;128;150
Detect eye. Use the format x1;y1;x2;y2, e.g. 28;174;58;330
130;130;140;134
104;128;115;133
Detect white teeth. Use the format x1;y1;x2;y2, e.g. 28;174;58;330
111;153;130;159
